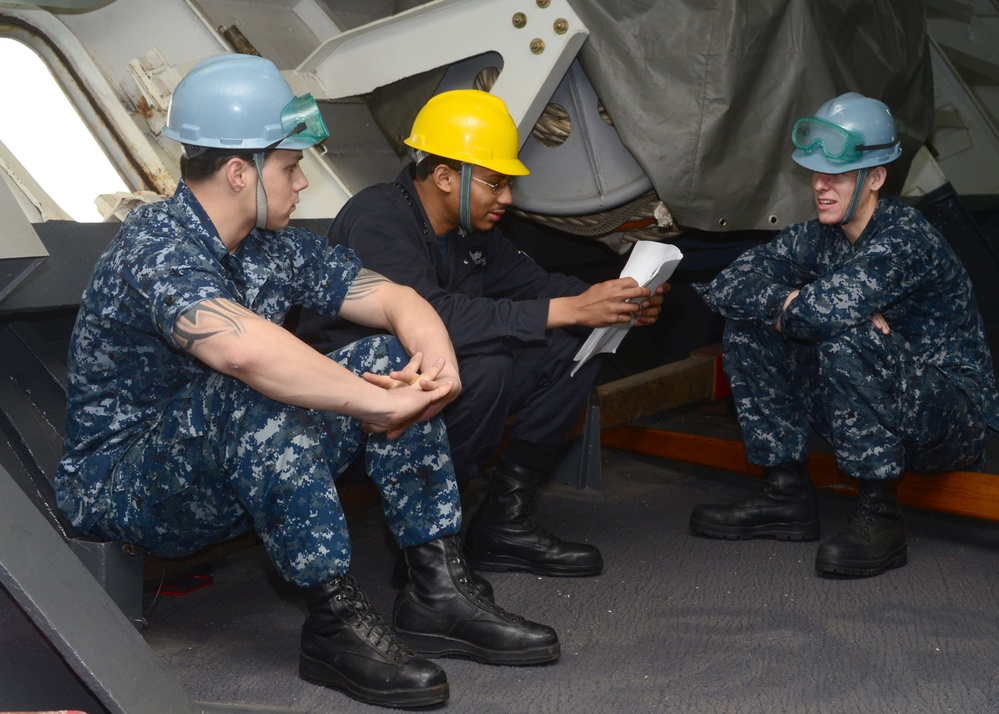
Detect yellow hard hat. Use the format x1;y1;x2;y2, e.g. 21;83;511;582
405;89;530;176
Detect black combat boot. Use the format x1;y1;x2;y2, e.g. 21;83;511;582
300;574;449;708
392;547;494;600
392;535;560;665
815;478;906;577
689;460;820;541
463;461;603;576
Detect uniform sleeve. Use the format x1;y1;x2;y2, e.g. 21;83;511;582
334;190;587;353
696;223;819;326
458;231;589;353
122;226;230;351
781;226;935;341
284;229;362;319
480;232;588;302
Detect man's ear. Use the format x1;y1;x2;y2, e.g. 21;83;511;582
225;156;253;192
868;165;887;192
431;163;456;195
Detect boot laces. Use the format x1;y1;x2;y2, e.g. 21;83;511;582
445;543;523;623
848;498;886;529
445;543;485;601
523;516;558;542
456;570;484;599
732;490;765;507
336;576;415;662
518;491;560;543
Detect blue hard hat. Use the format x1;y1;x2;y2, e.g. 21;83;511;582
791;92;901;173
163;54;328;151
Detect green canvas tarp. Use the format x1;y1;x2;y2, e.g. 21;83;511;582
568;0;933;231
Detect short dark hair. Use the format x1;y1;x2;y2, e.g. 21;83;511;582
414;153;462;181
180;147;259;183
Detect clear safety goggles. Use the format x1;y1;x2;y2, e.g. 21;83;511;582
278;93;329;146
791;116;896;164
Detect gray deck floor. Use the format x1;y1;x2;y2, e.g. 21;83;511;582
141;445;999;714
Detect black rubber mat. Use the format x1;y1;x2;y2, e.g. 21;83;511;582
141;448;999;713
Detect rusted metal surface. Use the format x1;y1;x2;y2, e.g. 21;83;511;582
218;23;261;56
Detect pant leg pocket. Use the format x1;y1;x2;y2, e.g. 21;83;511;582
144;398;210;504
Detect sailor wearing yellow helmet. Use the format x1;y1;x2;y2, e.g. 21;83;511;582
298;88;667;579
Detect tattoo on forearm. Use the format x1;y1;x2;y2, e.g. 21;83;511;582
345;269;390;301
175;299;248;350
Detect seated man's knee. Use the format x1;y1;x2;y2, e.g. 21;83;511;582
328;334;409;373
457;353;515;403
811;326;907;415
816;322;899;376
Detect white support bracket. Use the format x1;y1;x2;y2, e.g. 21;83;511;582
294;0;589;148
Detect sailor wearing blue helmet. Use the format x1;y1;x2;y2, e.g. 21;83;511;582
57;53;558;709
690;92;999;578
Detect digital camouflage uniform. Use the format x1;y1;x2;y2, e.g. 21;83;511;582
698;195;999;480
55;181;461;588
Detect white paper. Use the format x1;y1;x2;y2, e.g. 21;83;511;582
570;241;683;376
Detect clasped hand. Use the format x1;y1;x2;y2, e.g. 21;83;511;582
360;353;460;439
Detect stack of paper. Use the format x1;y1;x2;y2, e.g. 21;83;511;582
571;240;683;376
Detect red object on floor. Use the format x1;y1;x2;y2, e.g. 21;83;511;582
160;572;214;597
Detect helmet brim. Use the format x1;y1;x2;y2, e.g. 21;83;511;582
476;157;531;177
404;140;531;177
792;146;901;174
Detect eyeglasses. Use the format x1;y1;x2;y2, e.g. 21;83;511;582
791;116;897;164
470;175;516;195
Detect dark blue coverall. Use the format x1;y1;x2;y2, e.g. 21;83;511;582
297;165;602;483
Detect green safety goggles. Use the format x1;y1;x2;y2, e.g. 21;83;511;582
277;93;329;147
791;116;896;164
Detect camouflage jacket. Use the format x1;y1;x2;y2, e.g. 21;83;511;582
697;195;999;430
56;181;361;532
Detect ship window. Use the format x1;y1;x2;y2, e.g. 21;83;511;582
0;37;127;222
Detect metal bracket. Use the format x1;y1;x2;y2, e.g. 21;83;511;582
295;0;589;146
552;389;603;490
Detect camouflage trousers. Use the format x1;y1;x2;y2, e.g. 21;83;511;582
723;319;987;480
93;335;461;588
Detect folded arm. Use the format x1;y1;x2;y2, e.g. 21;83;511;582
174;290;457;437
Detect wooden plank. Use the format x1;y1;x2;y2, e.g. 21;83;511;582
602;425;999;523
563;353;718;441
595;355;715;430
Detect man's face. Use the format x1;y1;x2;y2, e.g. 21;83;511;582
457;166;515;233
811;169;860;226
261;150;309;230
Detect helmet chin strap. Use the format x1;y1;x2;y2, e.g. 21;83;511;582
458;162;473;234
253;151;269;230
840;166;868;225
